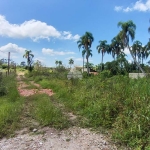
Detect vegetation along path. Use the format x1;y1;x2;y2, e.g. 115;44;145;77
0;73;124;150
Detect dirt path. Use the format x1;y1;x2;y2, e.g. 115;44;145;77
0;74;125;150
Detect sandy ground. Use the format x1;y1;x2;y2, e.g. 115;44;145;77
0;127;118;150
0;73;125;150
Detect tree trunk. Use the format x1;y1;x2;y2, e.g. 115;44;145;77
128;45;146;75
83;55;84;72
101;51;103;71
87;56;89;75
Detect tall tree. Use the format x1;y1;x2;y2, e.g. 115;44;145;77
58;60;62;67
23;50;34;71
55;60;59;68
117;20;145;74
132;40;142;69
77;32;94;75
69;58;74;68
82;50;86;72
141;46;150;65
96;40;109;71
110;35;124;60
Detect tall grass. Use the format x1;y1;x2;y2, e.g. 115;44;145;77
0;74;23;138
28;94;70;129
33;74;150;149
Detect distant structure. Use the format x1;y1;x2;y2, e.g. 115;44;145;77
67;67;82;79
82;67;98;75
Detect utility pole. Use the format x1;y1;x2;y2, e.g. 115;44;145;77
8;52;10;75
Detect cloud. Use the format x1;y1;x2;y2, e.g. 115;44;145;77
123;47;130;55
0;43;25;54
128;60;133;63
34;57;46;63
61;31;80;41
74;57;93;62
0;43;26;60
75;58;83;62
0;15;80;41
114;0;150;12
114;6;123;12
42;48;75;56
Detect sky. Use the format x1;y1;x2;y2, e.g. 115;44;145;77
0;0;150;67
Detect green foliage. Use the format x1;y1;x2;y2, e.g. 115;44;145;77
0;81;7;96
31;73;150;149
2;64;8;69
0;99;23;138
29;94;69;129
99;70;112;79
0;75;23;137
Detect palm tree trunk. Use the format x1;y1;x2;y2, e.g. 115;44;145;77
101;51;103;71
128;45;146;75
83;55;84;72
87;56;89;75
142;57;143;65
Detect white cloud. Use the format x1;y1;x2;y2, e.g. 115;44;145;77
42;48;75;56
123;7;133;12
34;57;46;63
62;31;80;41
114;0;150;12
74;57;93;62
0;43;25;54
128;60;133;63
0;15;80;41
123;47;130;55
75;58;83;62
0;43;27;61
114;6;123;12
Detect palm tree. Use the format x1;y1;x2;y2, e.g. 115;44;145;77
23;50;34;71
132;40;142;63
82;50;86;72
77;32;94;75
55;60;59;68
110;35;124;60
69;58;74;68
96;40;109;71
117;20;145;74
132;40;142;71
141;46;150;65
58;60;62;67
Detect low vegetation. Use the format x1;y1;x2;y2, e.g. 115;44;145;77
27;69;150;150
0;74;23;138
0;66;150;149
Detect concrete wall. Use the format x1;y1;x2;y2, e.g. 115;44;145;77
129;73;148;79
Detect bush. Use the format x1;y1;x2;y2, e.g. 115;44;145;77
99;70;112;79
2;64;7;69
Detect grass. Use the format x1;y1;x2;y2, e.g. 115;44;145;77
0;72;70;138
1;69;150;149
0;74;24;138
28;94;70;129
32;74;150;149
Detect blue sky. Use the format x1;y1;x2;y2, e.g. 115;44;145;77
0;0;150;67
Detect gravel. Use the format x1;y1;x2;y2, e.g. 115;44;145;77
0;127;117;150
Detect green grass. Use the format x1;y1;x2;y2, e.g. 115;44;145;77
1;70;150;149
28;94;70;129
0;73;70;138
0;74;24;138
34;74;150;149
